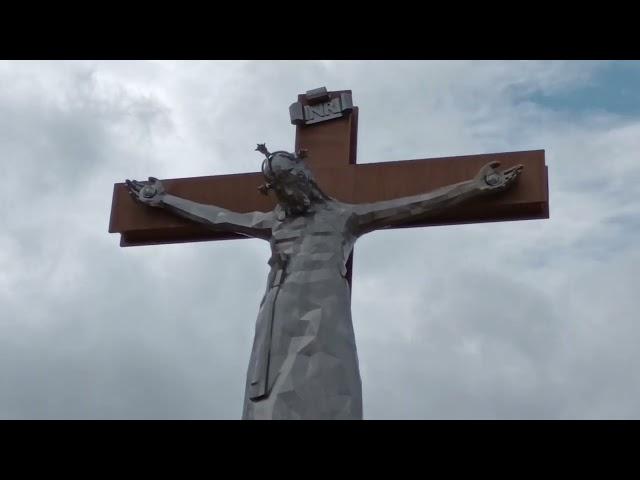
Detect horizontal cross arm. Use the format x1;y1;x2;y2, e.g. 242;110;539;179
109;150;548;247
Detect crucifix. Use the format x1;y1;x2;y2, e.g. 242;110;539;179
109;87;549;420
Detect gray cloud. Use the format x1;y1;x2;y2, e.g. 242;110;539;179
0;60;638;419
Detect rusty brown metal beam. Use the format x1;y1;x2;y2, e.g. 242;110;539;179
109;149;548;247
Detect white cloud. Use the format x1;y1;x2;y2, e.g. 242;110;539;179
0;60;638;418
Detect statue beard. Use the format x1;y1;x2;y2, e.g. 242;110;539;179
274;178;318;216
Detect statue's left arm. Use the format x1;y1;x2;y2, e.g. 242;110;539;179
350;161;523;235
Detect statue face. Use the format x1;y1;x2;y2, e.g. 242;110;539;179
264;153;315;213
268;153;297;178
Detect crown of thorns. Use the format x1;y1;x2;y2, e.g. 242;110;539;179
256;143;308;180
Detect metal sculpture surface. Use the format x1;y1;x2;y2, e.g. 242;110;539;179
125;142;523;420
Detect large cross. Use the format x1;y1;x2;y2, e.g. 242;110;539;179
109;87;549;419
109;88;549;287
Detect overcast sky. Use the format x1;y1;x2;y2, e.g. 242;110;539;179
1;60;639;419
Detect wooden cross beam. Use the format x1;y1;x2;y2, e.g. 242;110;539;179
109;89;549;285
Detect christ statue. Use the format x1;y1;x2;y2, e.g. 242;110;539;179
125;144;523;420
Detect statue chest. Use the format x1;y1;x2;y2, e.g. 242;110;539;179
270;213;344;256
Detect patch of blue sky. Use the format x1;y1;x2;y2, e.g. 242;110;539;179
523;61;640;117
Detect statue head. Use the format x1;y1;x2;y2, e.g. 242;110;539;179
256;143;328;215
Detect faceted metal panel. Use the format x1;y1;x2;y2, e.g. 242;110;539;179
289;102;305;126
305;86;330;104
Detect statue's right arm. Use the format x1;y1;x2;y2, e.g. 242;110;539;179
126;177;273;240
162;194;273;239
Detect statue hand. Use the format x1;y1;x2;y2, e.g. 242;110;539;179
125;177;166;207
474;161;524;194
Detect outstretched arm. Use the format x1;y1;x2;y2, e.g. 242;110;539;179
126;177;274;240
350;161;523;235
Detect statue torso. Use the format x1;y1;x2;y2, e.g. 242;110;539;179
266;201;356;287
246;200;363;418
